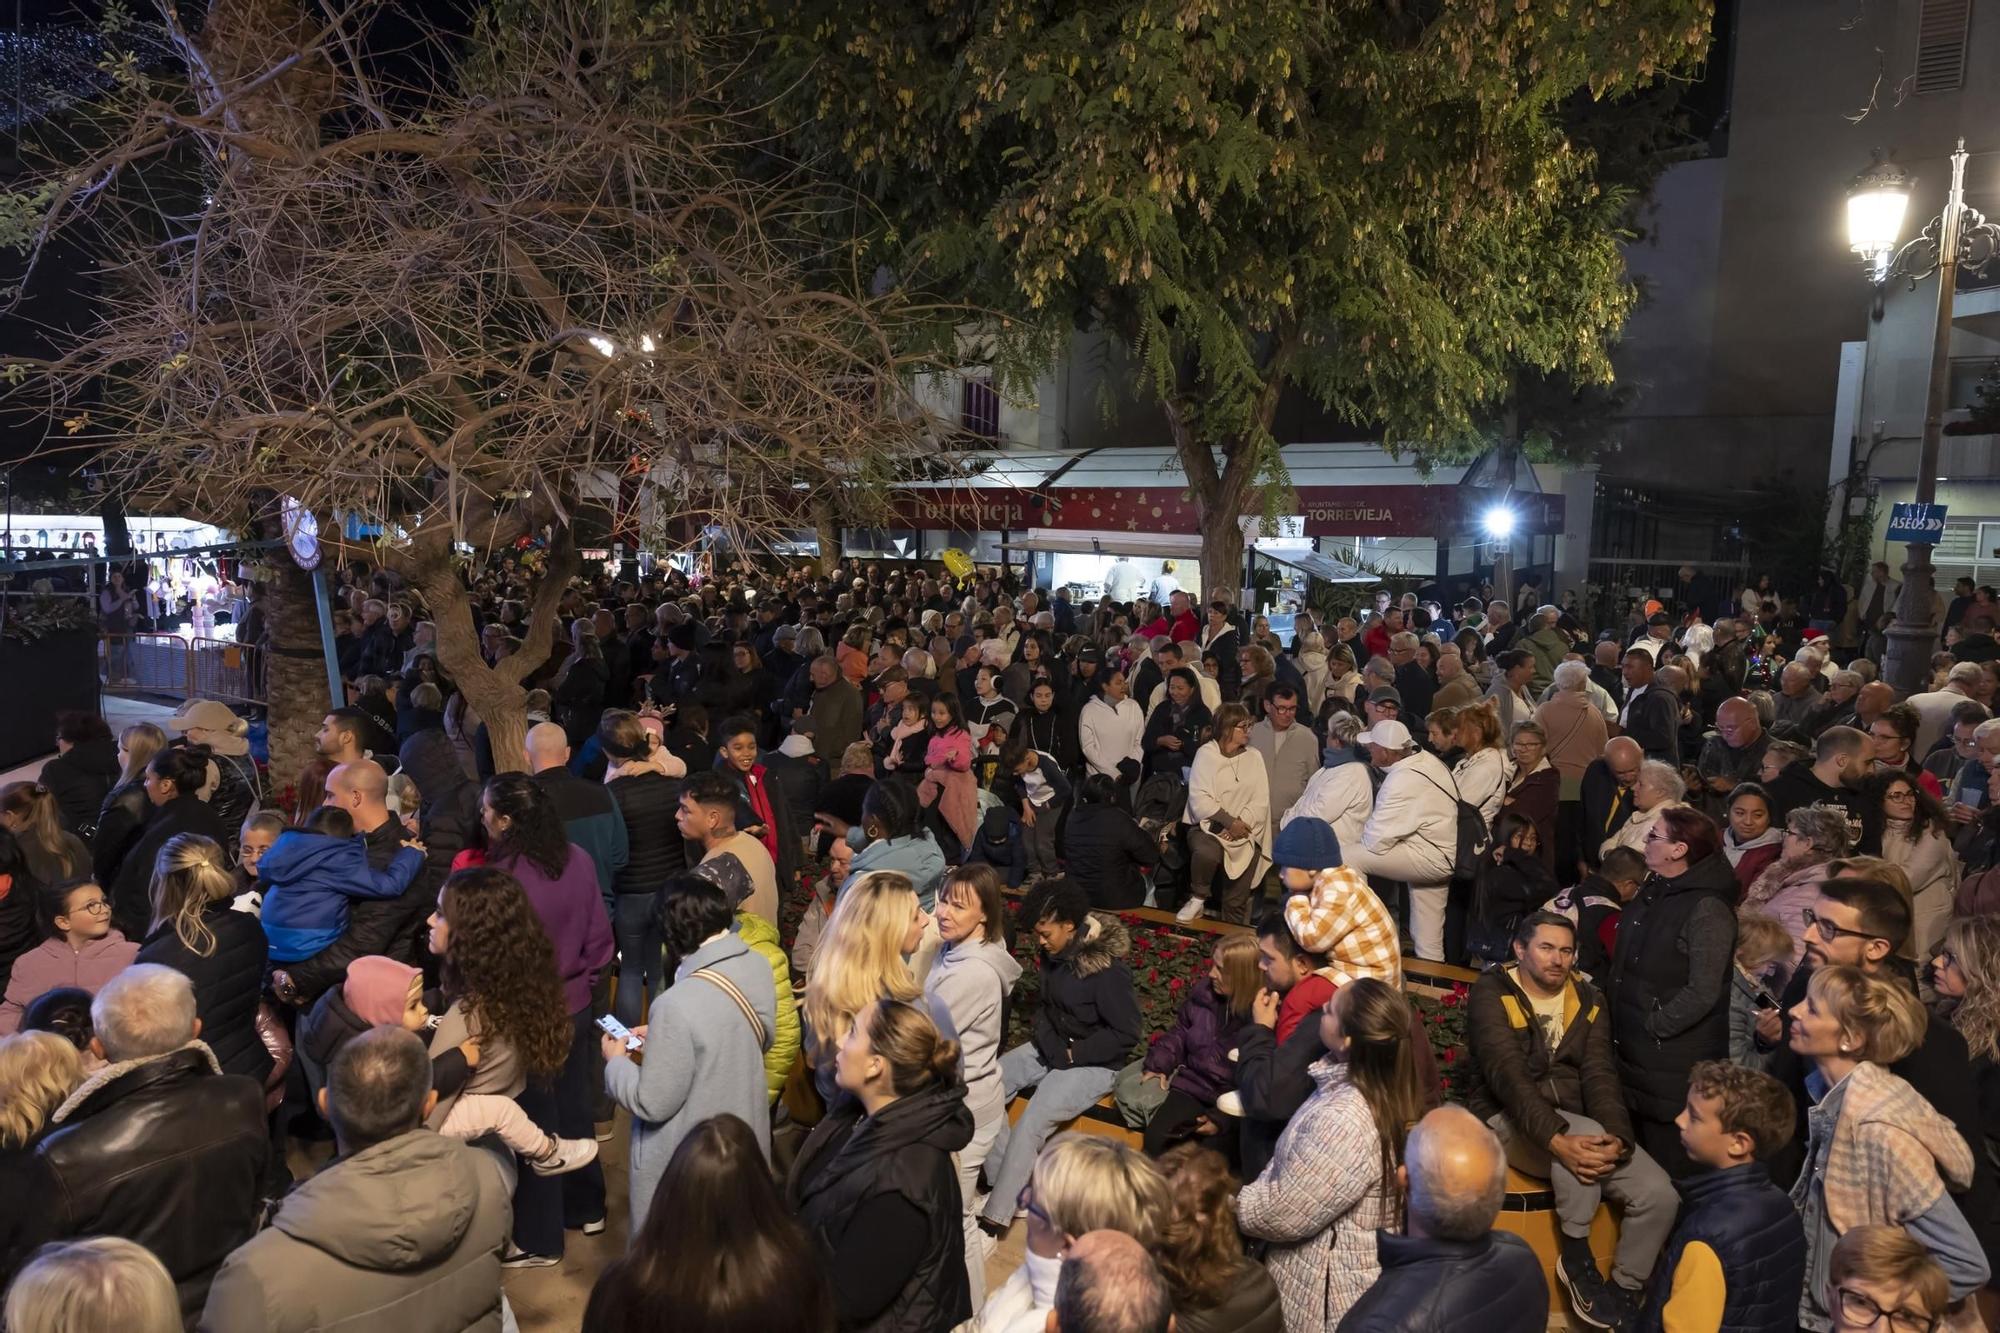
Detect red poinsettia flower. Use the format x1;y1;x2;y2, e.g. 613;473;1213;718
1168;977;1184;993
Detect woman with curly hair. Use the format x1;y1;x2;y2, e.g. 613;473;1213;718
1154;1143;1284;1333
1861;770;1958;960
477;774;614;1236
426;865;575;1259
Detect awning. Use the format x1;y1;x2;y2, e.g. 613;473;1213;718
1006;528;1204;559
1254;548;1378;584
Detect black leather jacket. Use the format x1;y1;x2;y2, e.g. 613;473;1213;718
3;1044;267;1323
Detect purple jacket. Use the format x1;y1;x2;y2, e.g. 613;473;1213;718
0;932;139;1034
497;844;615;1016
1143;978;1249;1105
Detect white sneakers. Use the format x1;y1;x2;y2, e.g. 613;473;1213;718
528;1136;600;1177
1175;896;1208;923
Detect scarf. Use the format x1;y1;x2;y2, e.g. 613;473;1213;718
1722;824;1785;868
740;765;781;867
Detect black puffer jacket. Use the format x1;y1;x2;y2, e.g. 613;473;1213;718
39;735;120;836
606;769;686;895
136;904;272;1084
198;749;266;858
1032;912;1143;1071
1176;1263;1286;1333
788;1081;974;1333
296;982;371;1102
2;1044;267;1323
1606;852;1739;1121
107;795;227;940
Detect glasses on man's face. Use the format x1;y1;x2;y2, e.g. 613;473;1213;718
1834;1284;1939;1333
1801;907;1880;946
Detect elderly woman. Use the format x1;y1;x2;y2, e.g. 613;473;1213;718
1179;704;1270;925
1739;804;1855;985
1600;759;1688;859
1535;659;1610;878
1501;721;1559;872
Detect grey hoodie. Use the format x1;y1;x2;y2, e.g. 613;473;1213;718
198;1129;510;1332
923;935;1023;1118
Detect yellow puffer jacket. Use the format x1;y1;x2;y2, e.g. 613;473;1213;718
736;911;800;1102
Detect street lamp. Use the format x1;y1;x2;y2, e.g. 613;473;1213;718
1845;140;2000;696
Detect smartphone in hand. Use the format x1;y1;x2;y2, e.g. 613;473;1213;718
596;1014;643;1051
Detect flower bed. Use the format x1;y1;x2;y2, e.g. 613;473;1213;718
776;866;1473;1101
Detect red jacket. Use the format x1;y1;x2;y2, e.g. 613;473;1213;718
1138;610;1199;644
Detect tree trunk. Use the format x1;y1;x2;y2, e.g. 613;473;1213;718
264;558;330;809
405;526;577;775
811;493;840;577
1200;507;1247;610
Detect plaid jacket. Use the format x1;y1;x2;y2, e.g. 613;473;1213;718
1817;1059;1975;1234
1238;1061;1400;1331
1283;866;1402;989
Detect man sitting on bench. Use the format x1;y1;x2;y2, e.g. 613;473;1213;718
1465;911;1677;1329
979;880;1142;1236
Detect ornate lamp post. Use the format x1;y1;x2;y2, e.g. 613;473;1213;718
1847;141;2000;695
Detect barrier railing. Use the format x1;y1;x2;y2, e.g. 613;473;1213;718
99;633;266;709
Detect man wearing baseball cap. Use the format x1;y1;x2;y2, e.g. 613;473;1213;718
1338;718;1461;962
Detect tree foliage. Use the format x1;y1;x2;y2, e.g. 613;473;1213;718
1;0;956;767
683;0;1714;592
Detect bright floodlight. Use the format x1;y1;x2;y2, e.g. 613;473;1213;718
1847;154;1912;282
1482;505;1516;539
586;334;618;357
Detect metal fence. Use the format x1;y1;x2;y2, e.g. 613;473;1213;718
101;633;265;709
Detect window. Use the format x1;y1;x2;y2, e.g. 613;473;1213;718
961;376;1000;439
1914;0;1971;95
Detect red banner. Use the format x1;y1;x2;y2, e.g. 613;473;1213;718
886;483;1558;538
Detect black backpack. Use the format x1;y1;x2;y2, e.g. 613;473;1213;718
1416;769;1491;884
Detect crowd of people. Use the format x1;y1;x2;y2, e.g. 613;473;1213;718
4;553;2000;1333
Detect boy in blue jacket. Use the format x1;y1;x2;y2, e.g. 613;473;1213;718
1638;1060;1806;1332
257;807;426;965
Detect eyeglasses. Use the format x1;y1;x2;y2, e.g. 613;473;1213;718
67;898;111;916
1801;907;1882;946
1017;1184;1051;1227
1939;949;1960;970
1834;1285;1939;1333
1883;788;1918;802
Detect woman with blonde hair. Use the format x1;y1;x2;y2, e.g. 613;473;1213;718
3;1236;181;1333
134;833;271;1082
800;870;947;1104
1240;976;1427;1331
1933;916;2000;1201
1740;806;1857;983
1154;1144;1285;1333
1788;964;1986;1328
0;1029;83;1158
91;722;167;888
977;1133;1173;1333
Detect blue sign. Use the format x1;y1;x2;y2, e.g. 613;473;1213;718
1886;503;1948;543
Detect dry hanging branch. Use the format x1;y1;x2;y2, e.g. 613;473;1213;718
0;0;965;769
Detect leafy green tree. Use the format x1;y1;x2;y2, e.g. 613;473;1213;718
698;0;1713;597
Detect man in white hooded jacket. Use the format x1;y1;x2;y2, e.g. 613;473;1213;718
1339;719;1460;961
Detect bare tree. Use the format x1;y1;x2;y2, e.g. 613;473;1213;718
2;0;953;776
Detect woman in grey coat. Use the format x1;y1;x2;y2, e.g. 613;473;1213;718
921;864;1022;1304
600;872;776;1234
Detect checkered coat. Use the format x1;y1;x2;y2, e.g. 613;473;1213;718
1819;1059;1975;1235
1237;1060;1399;1331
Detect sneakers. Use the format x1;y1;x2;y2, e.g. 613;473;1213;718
1556;1236;1613;1329
527;1136;599;1177
1174;895;1208;923
593;1121;614;1143
579;1217;608;1236
500;1245;560;1270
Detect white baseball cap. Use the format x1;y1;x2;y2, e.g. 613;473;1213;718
1355;719;1413;750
